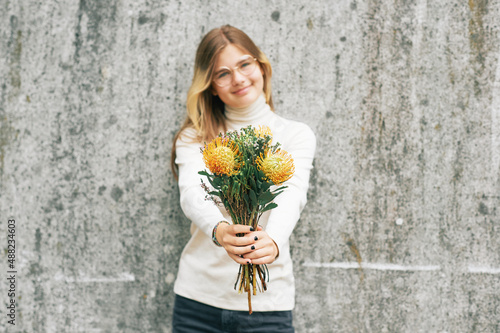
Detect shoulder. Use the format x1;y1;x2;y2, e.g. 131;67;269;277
177;126;199;142
289;119;316;141
176;127;202;147
174;127;204;163
272;115;316;149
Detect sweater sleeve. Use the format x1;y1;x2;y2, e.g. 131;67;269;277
265;123;316;252
175;128;229;237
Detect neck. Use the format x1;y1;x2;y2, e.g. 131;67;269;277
224;94;271;126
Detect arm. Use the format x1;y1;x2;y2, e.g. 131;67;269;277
175;128;229;237
264;124;317;253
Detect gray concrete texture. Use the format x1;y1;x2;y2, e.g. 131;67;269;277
0;0;499;332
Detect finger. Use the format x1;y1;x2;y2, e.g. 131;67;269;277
245;254;275;265
242;241;278;262
223;234;255;247
227;244;253;256
227;224;255;234
243;247;271;260
228;252;252;265
223;230;258;247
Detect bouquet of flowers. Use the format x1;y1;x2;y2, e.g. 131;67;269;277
198;125;295;314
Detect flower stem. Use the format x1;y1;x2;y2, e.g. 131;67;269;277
252;264;257;295
245;265;252;314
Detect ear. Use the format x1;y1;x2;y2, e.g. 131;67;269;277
211;86;218;96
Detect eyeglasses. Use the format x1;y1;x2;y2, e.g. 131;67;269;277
213;55;259;87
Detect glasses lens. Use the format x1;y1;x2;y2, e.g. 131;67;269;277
238;57;257;75
214;70;231;87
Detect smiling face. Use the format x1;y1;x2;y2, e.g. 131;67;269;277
212;44;264;109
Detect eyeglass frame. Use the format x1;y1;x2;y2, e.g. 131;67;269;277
212;55;259;87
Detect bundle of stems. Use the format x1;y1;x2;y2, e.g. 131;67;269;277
235;261;268;314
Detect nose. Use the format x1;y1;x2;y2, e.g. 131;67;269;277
231;70;246;85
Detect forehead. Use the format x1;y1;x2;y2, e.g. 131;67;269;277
215;44;251;68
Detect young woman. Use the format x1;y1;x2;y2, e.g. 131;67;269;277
171;25;316;333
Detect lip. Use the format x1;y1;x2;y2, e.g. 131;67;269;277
232;85;251;96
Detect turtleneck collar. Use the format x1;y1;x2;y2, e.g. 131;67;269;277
224;93;272;126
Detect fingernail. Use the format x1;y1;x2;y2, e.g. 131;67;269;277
250;227;254;231
251;245;255;250
254;236;258;241
239;255;244;258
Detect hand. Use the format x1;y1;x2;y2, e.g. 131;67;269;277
216;224;279;265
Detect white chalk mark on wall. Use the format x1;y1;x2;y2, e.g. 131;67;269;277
54;272;135;283
303;262;441;271
304;262;500;275
468;265;500;275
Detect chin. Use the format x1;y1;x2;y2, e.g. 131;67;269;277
235;91;261;107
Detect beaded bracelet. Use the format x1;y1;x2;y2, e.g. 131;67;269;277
212;221;230;247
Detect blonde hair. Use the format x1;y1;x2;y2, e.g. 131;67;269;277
171;25;274;179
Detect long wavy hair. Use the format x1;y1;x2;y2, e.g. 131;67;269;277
171;25;274;179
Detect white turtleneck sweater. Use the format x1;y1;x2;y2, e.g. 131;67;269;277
173;94;316;311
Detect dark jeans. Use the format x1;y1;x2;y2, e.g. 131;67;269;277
172;295;295;333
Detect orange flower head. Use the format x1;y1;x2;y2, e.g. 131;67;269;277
256;149;295;185
202;137;241;176
254;126;272;139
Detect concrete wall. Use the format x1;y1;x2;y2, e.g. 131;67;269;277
1;0;499;332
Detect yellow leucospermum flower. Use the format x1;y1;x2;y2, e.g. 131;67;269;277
254;125;272;138
256;149;295;185
202;137;241;176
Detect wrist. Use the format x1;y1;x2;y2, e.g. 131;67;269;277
212;221;229;247
272;239;280;259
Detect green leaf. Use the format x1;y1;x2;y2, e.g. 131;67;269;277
274;185;288;192
258;191;274;206
261;181;271;191
231;182;240;198
261;202;278;213
243;192;250;206
249;176;256;190
249;190;257;206
212;177;223;187
204;176;218;189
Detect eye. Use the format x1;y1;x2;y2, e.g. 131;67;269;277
217;70;230;79
241;61;251;68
